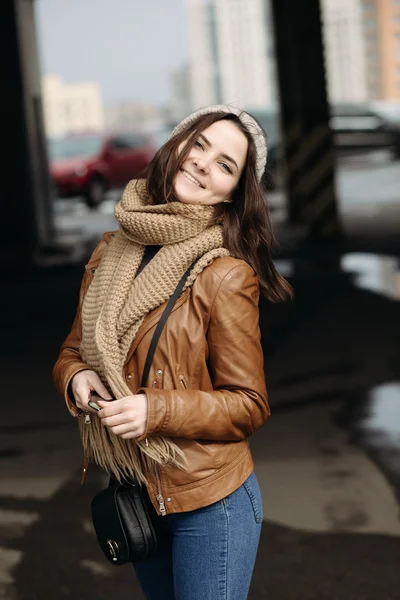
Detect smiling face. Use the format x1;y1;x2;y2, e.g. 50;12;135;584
173;119;249;206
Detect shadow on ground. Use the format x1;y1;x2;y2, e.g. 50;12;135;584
4;470;399;600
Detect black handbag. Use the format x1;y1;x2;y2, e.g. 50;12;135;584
91;262;195;565
91;477;156;564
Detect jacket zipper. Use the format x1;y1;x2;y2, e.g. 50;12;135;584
155;468;167;516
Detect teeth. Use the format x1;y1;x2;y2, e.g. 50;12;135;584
182;169;202;187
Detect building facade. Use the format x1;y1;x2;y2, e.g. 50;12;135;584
322;0;400;103
361;0;400;100
186;0;277;111
360;0;382;100
187;0;400;111
186;0;217;107
321;0;369;103
104;101;167;132
42;74;104;137
169;65;193;122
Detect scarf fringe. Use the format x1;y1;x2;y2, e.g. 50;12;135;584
79;415;189;484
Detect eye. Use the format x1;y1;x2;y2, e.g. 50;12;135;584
194;140;204;150
220;162;232;174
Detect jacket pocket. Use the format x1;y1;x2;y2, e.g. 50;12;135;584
243;471;264;524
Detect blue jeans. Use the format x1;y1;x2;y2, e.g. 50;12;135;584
133;471;263;600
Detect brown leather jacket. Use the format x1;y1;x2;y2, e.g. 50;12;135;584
53;231;270;516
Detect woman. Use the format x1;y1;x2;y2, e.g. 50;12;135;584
53;104;292;600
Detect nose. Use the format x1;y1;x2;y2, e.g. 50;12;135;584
192;154;209;173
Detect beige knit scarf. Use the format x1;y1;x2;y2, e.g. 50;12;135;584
79;179;229;482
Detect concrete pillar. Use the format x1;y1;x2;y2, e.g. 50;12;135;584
1;0;54;268
270;0;341;238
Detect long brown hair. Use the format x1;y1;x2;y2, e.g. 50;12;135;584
144;112;293;302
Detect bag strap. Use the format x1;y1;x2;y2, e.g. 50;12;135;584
140;262;196;388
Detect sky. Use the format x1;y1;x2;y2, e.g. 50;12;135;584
35;0;189;106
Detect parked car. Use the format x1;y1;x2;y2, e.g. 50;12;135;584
48;132;156;207
330;103;400;158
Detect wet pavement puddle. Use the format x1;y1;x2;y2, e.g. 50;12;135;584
337;383;400;501
341;253;400;300
273;251;400;500
339;254;400;496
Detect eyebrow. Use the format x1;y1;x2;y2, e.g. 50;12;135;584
198;133;239;171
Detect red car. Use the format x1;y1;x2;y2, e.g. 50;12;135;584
48;132;156;207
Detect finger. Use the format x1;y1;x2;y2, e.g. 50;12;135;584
121;431;143;439
77;401;99;414
90;394;112;407
90;379;113;400
98;398;129;417
75;390;100;413
108;423;139;436
76;403;98;414
73;382;90;400
73;390;87;409
99;413;129;427
97;398;113;409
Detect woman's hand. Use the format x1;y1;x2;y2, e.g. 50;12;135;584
97;395;148;439
70;370;113;412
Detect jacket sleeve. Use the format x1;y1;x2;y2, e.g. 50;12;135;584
52;240;107;416
139;264;270;441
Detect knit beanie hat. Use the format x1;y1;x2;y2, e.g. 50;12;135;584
169;104;268;182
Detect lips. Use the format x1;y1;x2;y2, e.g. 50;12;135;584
180;168;205;188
